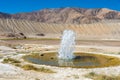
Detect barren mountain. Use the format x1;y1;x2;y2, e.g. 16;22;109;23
0;8;120;24
11;8;120;24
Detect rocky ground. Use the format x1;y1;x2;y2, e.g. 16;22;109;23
0;40;120;80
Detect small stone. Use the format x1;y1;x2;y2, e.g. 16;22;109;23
40;54;44;56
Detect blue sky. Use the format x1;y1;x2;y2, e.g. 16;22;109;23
0;0;120;14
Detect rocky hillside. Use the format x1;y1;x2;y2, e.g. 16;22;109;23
0;18;120;39
0;8;120;24
11;8;120;24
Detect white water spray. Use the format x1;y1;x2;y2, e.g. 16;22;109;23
58;30;76;59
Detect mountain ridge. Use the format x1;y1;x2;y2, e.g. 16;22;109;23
0;12;11;19
0;7;120;24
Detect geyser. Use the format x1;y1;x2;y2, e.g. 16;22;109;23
23;30;120;68
23;33;120;68
58;30;76;59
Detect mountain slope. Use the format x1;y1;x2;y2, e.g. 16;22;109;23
11;8;120;24
0;18;120;40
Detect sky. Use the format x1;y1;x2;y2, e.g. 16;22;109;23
0;0;120;14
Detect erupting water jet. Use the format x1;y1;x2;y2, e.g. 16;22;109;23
58;30;76;59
